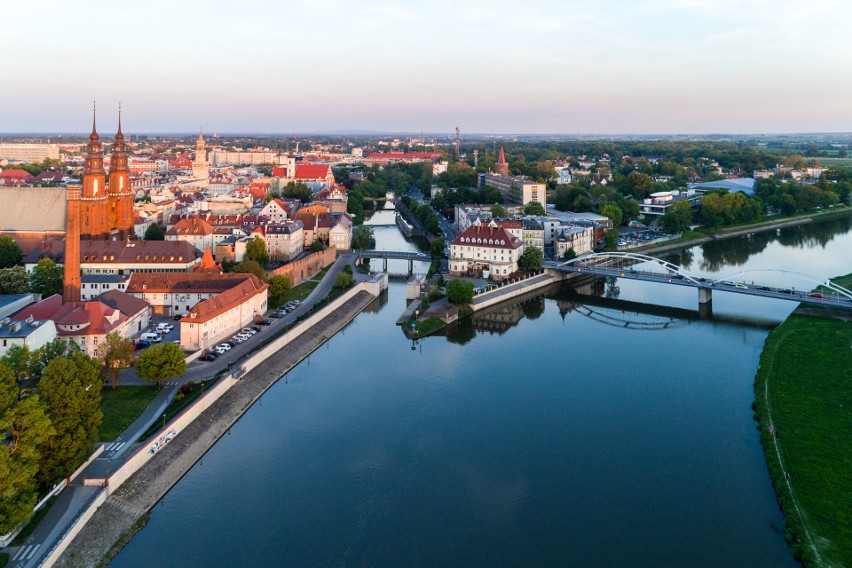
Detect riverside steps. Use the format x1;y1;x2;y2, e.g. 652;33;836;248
51;279;385;568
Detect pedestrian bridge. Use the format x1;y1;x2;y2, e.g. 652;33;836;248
545;252;852;310
356;249;431;273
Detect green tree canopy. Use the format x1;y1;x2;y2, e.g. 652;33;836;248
136;342;187;389
523;201;547;216
518;246;543;272
0;266;30;294
0;235;23;268
2;344;36;384
310;239;325;253
562;248;577;261
245;237;269;265
38;352;103;487
0;394;54;533
268;274;292;298
351;225;374;250
29;257;64;297
144;223;165;240
100;331;135;389
430;237;446;260
601;203;623;227
334;271;354;289
490;205;508;218
446;278;474;305
231;260;267;281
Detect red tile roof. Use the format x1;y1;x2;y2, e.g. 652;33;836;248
181;276;267;324
0;169;35;180
295;164;332;180
451;223;523;250
13;294;126;336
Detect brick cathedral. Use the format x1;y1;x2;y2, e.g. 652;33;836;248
63;107;136;303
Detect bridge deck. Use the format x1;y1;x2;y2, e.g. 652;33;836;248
547;263;852;310
357;249;431;261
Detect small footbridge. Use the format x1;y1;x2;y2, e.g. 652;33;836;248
356;249;431;273
546;252;852;310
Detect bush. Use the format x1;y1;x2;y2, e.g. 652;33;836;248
334;271;354;289
446;278;474;304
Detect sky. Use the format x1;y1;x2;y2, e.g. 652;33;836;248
2;0;851;135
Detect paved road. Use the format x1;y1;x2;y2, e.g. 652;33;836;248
5;254;352;568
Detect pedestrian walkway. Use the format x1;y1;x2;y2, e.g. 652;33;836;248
102;441;126;453
10;544;40;562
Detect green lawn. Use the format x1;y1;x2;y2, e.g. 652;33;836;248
138;380;213;441
99;386;158;442
753;308;852;567
310;265;332;281
270;280;318;309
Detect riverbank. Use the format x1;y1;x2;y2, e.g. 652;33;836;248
635;205;852;256
52;290;378;568
752;274;852;567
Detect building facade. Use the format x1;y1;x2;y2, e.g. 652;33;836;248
449;219;524;280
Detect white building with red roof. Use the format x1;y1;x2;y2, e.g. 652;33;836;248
449;218;524;280
12;292;149;357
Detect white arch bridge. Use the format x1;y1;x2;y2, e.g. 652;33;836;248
545;252;852;310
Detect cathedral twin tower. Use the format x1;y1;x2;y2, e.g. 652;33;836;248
63;107;135;303
75;107;135;240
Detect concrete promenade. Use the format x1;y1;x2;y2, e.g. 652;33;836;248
53;289;378;568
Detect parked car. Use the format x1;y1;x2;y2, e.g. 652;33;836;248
257;319;272;326
134;340;152;351
173;314;183;321
215;343;231;351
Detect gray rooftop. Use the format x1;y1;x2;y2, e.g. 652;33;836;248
688;178;756;195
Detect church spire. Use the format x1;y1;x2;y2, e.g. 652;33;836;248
84;102;104;175
116;102;123;139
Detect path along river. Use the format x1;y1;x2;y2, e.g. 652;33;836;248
111;212;852;567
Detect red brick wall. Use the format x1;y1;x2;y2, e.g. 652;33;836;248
266;247;336;286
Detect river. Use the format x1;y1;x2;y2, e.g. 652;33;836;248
111;214;852;567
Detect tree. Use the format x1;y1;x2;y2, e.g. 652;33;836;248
38;352;103;486
523;201;546;217
232;260;267;281
334;271;354;289
100;331;135;389
136;343;186;389
245;237;269;266
604;228;619;251
518;246;543;272
310;239;325;253
490;205;508;218
601;203;623;227
446;278;474;305
351;225;374;250
2;345;36;384
0;362;16;412
0;394;54;533
29;339;76;384
144;223;165;240
562;248;577;261
268;275;291;298
29;258;64;297
0;236;23;268
0;266;30;294
430;237;446;260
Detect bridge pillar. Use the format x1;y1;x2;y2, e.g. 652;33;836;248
383;258;388;272
408;259;413;275
698;300;713;320
698;287;712;305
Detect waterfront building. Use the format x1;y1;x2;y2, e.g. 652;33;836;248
179;275;268;351
640;189;700;216
554;225;594;257
449;218;524;280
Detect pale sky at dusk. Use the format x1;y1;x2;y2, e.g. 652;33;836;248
2;0;851;134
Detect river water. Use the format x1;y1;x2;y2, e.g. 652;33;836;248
112;213;852;567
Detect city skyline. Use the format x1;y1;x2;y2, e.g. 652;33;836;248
2;0;851;134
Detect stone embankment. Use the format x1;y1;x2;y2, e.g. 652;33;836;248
53;290;377;568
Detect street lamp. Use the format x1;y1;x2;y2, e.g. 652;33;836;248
162;412;166;430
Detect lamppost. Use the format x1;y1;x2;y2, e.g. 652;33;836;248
162;412;166;430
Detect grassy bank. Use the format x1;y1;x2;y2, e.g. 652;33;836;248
753;298;852;566
269;280;317;309
99;386;158;442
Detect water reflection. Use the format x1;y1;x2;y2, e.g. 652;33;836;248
682;217;852;273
